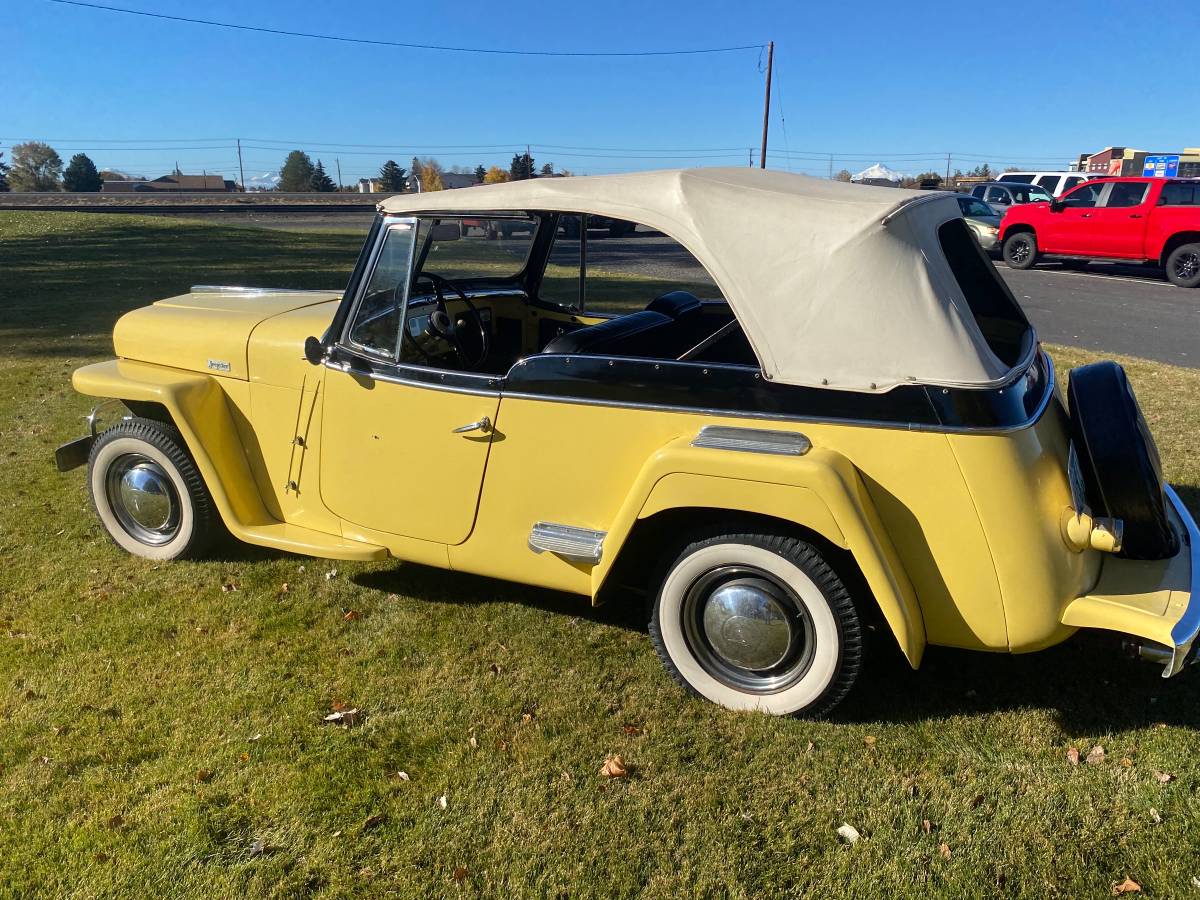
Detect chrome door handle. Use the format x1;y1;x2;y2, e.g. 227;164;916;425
1129;213;1144;218
452;415;491;434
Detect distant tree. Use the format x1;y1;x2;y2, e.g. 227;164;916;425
9;141;63;191
968;163;992;178
99;170;130;181
310;159;336;192
482;166;510;184
834;169;852;182
473;164;487;183
540;162;554;176
378;159;408;191
417;157;444;191
1003;166;1021;173
278;150;316;192
510;151;535;181
62;153;102;192
0;153;9;192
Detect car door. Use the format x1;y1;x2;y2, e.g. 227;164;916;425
984;185;1012;215
320;217;500;544
1042;181;1107;254
1086;181;1151;257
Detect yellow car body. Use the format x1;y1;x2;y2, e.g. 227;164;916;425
61;169;1197;715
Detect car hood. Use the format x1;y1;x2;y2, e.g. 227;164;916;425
113;289;342;380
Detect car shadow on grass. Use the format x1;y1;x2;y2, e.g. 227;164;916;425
352;564;648;634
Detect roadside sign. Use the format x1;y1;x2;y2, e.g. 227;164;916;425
1142;155;1180;177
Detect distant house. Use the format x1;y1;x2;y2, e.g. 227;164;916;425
357;178;382;193
101;173;235;193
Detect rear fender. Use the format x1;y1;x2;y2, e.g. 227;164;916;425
72;359;273;530
596;437;926;668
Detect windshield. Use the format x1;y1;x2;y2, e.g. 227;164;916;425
957;197;996;218
1013;186;1052;203
414;216;536;283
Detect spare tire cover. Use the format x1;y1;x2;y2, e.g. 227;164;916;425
1068;361;1178;560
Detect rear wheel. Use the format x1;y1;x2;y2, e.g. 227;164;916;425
1002;231;1038;269
648;530;862;717
87;417;218;560
1165;243;1200;288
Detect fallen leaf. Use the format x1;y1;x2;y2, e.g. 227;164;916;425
279;582;289;595
323;708;360;727
970;794;985;809
863;735;876;748
240;752;250;762
1111;876;1141;895
389;770;410;782
51;725;69;737
836;823;860;844
901;776;918;798
106;814;124;829
221;582;238;593
939;842;952;860
331;829;343;838
621;723;642;736
805;741;814;753
436;794;448;810
196;769;213;783
343;609;360;621
1121;757;1133;767
325;569;338;580
249;839;267;858
331;699;351;712
489;663;502;675
600;755;628;779
1153;770;1175;784
1086;745;1106;765
1067;747;1081;765
468;735;478;749
363;813;387;830
298;565;306;573
248;733;262;742
453;866;468;883
521;712;534;724
1149;807;1161;824
922;819;934;834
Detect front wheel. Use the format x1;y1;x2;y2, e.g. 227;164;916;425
1165;243;1200;288
648;531;862;717
87;417;218;560
1002;231;1038;269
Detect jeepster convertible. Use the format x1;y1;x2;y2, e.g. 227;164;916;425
58;169;1197;717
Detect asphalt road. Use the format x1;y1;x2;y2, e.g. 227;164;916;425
150;210;1199;368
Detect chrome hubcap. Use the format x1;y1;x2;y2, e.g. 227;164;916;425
681;565;815;694
105;454;180;545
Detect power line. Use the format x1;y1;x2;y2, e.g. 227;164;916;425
47;0;765;57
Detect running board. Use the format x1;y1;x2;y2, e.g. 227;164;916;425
528;522;606;564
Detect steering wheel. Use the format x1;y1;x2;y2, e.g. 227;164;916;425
411;272;489;369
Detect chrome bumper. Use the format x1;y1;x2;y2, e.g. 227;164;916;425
1163;485;1199;677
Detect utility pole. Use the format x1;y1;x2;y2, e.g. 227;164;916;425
828;154;833;180
237;139;246;192
335;157;343;191
759;40;774;169
945;152;951;187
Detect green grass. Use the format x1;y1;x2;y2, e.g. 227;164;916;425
1;211;1199;898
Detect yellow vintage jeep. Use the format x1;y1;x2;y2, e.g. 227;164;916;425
58;169;1196;717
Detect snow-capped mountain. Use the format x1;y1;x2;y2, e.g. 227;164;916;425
851;163;908;183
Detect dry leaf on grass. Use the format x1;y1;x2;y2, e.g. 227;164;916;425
106;814;124;830
489;663;502;675
1111;876;1141;895
599;755;628;779
1149;808;1161;824
836;823;860;844
453;866;468;883
363;813;387;830
221;583;238;593
278;583;289;595
196;768;213;783
323;708;361;727
436;794;448;810
342;609;360;621
621;723;642;736
863;735;876;748
1153;770;1176;783
468;735;478;749
389;771;410;782
939;842;952;860
922;819;934;834
1086;745;1106;765
325;569;338;580
1067;747;1081;765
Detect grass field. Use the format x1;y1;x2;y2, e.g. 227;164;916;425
1;211;1198;898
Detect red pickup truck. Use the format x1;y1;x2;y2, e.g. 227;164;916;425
999;177;1200;287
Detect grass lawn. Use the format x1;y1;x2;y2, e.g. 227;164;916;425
2;211;1199;898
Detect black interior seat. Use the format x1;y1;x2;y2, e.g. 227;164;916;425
539;290;707;358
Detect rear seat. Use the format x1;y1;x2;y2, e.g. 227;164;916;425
541;291;707;358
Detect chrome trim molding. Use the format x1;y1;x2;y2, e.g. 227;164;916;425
324;359;501;398
87;398;129;437
692;425;811;456
528;522;606;564
191;285;338;295
1164;484;1199;678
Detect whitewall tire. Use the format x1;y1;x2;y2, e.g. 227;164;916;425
649;532;862;717
87;418;218;560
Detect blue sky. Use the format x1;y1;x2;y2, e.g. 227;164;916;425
3;0;1192;185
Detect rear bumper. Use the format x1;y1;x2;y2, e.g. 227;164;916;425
1061;485;1198;678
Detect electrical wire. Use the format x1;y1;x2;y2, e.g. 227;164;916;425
47;1;765;57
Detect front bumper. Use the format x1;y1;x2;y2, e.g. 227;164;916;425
1061;485;1198;677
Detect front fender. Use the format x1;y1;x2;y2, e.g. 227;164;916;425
72;359;274;530
595;437;926;668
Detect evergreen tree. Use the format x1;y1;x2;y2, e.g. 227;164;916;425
509;151;535;181
277;150;316;191
540;163;554;176
310;160;336;192
8;141;63;191
0;153;9;193
473;164;486;183
378;160;408;191
63;153;102;192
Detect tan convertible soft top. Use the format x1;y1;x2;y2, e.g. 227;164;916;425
380;168;1025;393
